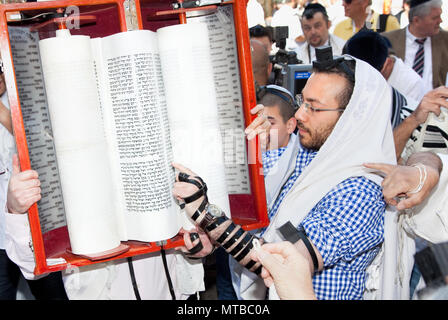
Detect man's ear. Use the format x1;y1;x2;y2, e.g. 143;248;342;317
380;56;395;80
267;62;273;79
286;117;297;134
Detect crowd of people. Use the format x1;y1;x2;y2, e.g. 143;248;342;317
0;0;448;302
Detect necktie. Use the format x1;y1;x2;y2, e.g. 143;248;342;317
412;38;426;77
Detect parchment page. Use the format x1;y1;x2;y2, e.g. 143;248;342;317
157;23;231;218
94;30;180;241
39;31;121;255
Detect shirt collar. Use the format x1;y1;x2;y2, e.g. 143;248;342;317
406;25;428;44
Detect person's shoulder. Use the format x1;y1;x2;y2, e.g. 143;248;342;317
434;29;448;40
334;18;351;30
385;14;400;31
381;27;405;43
333;19;352;41
382;27;405;37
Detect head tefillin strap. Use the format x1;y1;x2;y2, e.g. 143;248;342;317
313;45;355;83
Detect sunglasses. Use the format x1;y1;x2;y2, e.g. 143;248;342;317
343;0;353;4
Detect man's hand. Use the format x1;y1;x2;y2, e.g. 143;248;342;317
171;162;215;257
6;154;41;214
363;161;440;210
409;86;448;125
174;227;215;258
251;241;316;300
244;104;271;151
171;162;205;218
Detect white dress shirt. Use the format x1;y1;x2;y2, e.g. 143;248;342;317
404;27;433;94
388;55;426;102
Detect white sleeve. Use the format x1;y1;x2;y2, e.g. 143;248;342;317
4;212;43;280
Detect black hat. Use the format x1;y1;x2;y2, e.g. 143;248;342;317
345;31;389;72
410;0;431;8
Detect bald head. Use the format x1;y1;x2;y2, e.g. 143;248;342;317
250;39;272;86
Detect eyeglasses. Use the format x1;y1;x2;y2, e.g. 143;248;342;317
296;94;345;114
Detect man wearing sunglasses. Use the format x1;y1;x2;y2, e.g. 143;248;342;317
333;0;400;40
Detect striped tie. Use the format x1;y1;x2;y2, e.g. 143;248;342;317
412;38;426;77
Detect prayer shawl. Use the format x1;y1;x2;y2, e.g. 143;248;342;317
238;57;412;300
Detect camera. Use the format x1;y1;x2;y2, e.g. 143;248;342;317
269;26;302;88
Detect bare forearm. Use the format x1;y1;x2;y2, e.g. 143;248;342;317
393;115;419;160
0;101;13;135
193;211;263;276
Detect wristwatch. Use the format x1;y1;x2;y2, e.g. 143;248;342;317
198;203;225;230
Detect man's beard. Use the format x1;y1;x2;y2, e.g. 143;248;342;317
297;120;336;151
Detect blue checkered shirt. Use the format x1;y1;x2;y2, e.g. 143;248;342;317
261;147;386;300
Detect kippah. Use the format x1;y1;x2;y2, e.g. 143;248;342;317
410;0;431;8
345;31;389;72
303;3;328;18
303;2;327;13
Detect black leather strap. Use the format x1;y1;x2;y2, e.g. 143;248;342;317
127;257;141;300
277;221;301;243
178;172;203;189
222;228;245;250
245;259;256;270
205;216;228;232
234;240;253;262
297;227;319;271
183;184;207;204
186;240;203;255
229;233;253;256
191;197;208;222
216;223;236;244
190;232;199;242
253;265;262;276
277;221;318;271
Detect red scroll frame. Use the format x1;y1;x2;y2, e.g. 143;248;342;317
0;0;268;275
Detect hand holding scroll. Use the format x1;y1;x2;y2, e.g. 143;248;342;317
244;104;271;152
172;162;214;257
7;154;41;214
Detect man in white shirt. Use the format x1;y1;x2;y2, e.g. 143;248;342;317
295;3;346;63
383;0;448;93
344;30;448;161
4;152;204;300
0;65;68;300
345;30;425;102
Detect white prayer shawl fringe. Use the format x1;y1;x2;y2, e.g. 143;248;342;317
239;58;412;300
